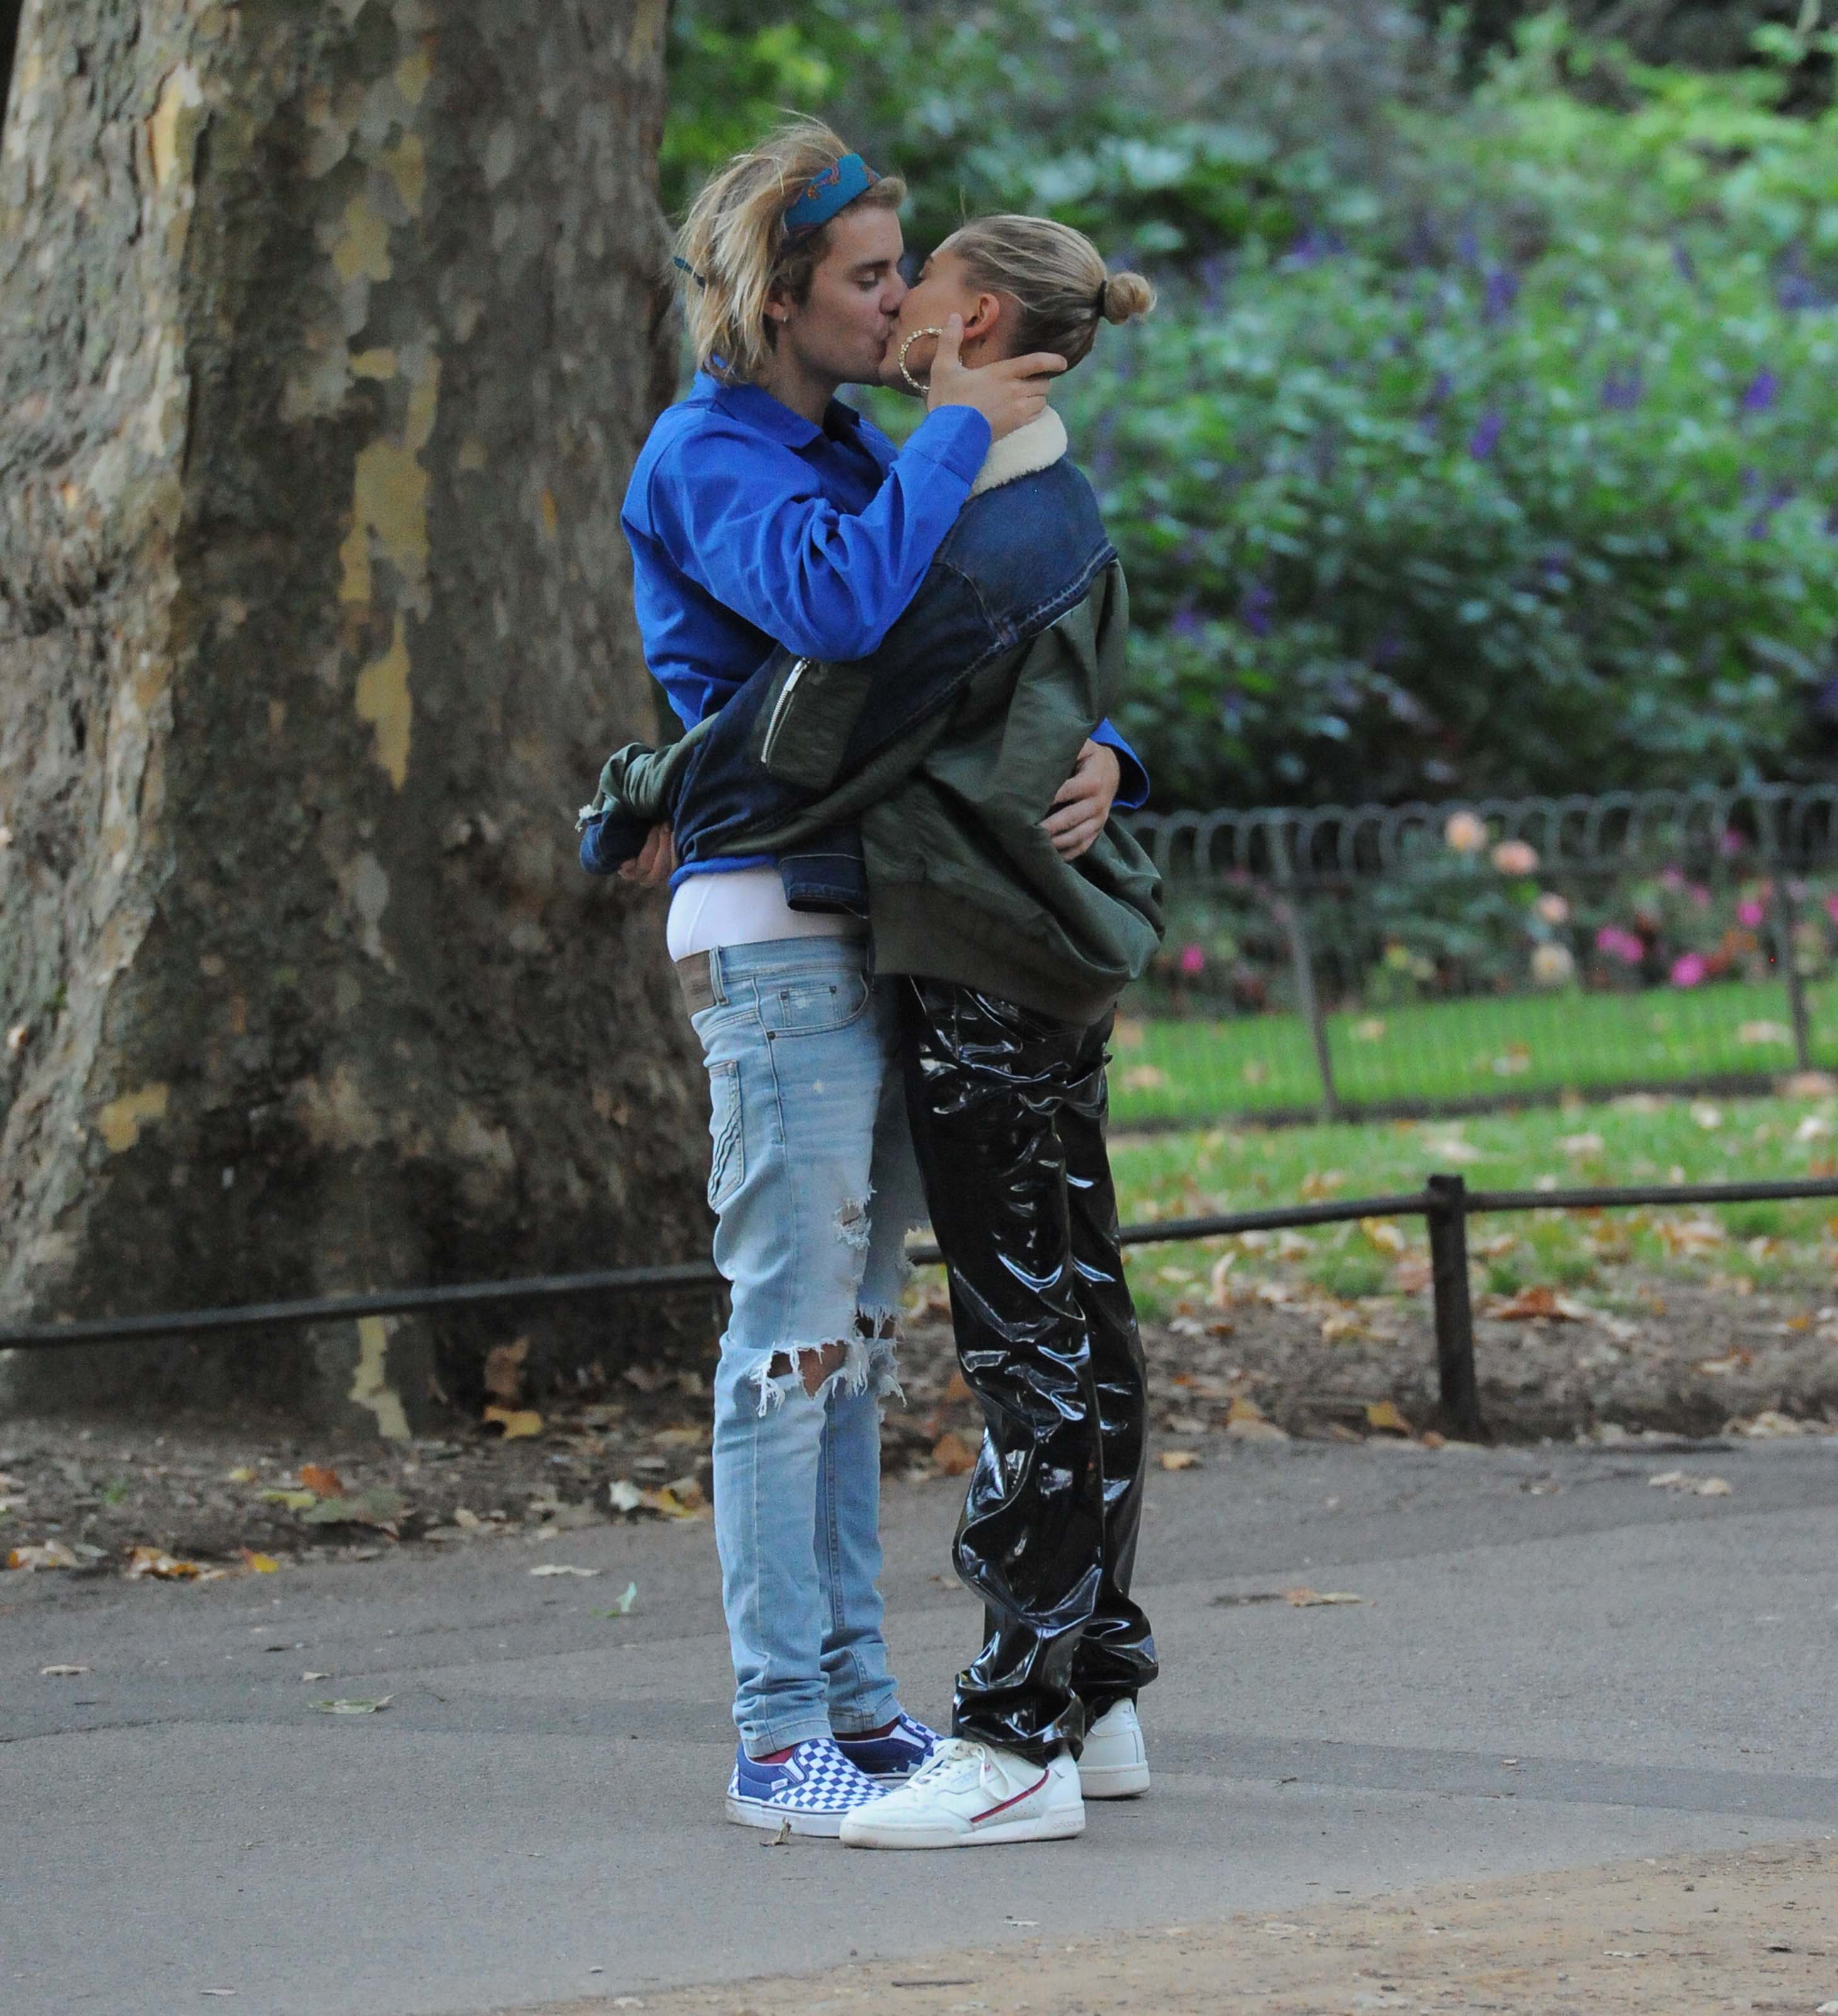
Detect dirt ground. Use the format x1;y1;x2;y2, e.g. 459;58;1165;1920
489;1840;1838;2016
3;1271;1836;1576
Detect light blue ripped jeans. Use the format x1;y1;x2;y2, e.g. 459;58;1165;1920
689;936;928;1758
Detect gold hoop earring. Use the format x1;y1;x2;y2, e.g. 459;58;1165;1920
898;325;945;396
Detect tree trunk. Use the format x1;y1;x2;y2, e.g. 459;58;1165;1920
0;0;709;1434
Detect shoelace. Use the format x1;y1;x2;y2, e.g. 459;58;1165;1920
910;1738;998;1793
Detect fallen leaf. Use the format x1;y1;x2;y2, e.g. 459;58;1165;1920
1738;1020;1793;1046
1796;1113;1834;1143
300;1486;405;1531
1361;1217;1407;1254
1320;1310;1364;1343
482;1406;544;1440
1299;1169;1345;1200
225;1465;258;1486
260;1488;318;1512
482;1334;531;1406
1225;1395;1265;1425
1424;1137;1484;1164
1284;1588;1364;1607
529;1562;600;1578
607;1480;644;1514
1491;1044;1531;1077
1726;1410;1815;1439
1656;1215;1728;1257
1365;1400;1412;1435
125;1545;205;1580
943;1370;973;1403
1558;1132;1604;1159
301;1671;331;1681
299;1463;345;1497
1158;1450;1201;1471
931;1431;976;1476
1206;1252;1238;1306
1391;1255;1432;1294
312;1696;393;1714
1119;1064;1167;1092
639;1482;709;1520
1694;1347;1752;1376
1648;1471;1733;1497
1690;1101;1723;1130
1485;1285;1584;1321
40;1663;90;1676
239;1550;281;1574
1419;1430;1447;1450
1351;1017;1385;1041
6;1540;81;1572
590;1581;639;1618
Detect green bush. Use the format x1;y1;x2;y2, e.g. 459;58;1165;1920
1074;22;1838;806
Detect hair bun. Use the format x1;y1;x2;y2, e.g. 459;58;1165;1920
1100;270;1156;324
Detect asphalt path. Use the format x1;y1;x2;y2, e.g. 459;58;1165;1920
4;1436;1836;2015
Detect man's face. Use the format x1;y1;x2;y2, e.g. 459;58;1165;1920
775;204;907;387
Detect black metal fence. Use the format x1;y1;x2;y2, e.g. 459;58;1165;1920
13;1169;1838;1442
1114;783;1838;1128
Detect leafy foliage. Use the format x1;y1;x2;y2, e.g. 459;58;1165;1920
665;8;1838;809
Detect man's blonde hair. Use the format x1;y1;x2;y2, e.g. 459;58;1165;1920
676;119;906;385
948;215;1155;372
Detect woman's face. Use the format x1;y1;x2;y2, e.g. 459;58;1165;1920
879;240;1003;391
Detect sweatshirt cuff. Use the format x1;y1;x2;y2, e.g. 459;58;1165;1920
1092;718;1150;810
900;404;994;486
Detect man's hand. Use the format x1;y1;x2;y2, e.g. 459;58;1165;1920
617;823;676;888
1042;740;1120;861
927;314;1066;442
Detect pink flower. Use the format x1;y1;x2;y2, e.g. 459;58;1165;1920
1737;898;1766;928
1660;866;1686;890
1535;891;1570;925
1492;839;1539;876
1179;943;1206;976
1670;951;1709;988
1824;893;1838;925
1595;926;1643;965
1718;829;1745;859
1689;884;1711;909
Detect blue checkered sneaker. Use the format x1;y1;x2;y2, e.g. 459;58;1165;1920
725;1737;889;1838
835;1712;942;1785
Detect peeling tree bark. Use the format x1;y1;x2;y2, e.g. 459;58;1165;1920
0;0;707;1431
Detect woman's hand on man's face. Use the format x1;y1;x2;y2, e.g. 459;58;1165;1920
925;314;1066;441
1042;740;1120;861
617;823;676;888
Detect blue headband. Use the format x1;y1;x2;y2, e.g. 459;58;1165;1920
782;153;881;238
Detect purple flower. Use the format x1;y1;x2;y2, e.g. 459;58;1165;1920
1747;484;1796;540
1660;866;1686;890
1241;580;1275;638
1737;898;1766;927
1825;893;1838;925
1284;227;1341;268
1670;951;1709;988
1179;942;1206;976
1456;229;1481;267
1672;241;1698;285
1689;883;1711;909
1170;605;1202;639
1595;925;1643;965
1468;408;1505;461
1742;370;1779;413
1539;549;1569;587
1719;828;1747;859
1600;366;1643;412
1482;265;1520;321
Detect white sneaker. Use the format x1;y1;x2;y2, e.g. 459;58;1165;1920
838;1738;1084;1849
1078;1700;1150;1799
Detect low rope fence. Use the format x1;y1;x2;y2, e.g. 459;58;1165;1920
13;1171;1838;1442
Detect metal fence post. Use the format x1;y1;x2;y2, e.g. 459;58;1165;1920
1772;875;1815;1075
1425;1172;1484;1439
1274;869;1340;1123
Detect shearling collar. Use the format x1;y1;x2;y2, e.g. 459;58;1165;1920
968;408;1068;498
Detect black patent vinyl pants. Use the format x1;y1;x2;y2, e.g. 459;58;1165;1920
899;978;1158;1765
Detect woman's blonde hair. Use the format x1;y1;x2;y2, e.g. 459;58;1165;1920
676;118;906;385
947;215;1155;370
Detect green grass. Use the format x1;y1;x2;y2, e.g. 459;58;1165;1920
1109;976;1837;1128
1106;1087;1838;1322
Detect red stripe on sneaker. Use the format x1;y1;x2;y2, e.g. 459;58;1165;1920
969;1769;1049;1825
